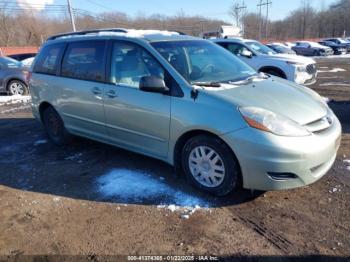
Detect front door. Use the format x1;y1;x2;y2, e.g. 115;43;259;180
103;41;171;158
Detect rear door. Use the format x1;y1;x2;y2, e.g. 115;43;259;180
103;40;171;158
57;40;108;140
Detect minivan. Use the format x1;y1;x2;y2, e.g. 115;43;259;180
29;29;342;196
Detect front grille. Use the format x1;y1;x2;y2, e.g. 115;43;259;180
306;64;317;75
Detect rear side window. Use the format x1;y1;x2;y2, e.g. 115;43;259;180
34;43;64;75
61;40;106;82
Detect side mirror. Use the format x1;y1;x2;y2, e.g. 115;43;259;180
139;76;169;94
240;49;253;58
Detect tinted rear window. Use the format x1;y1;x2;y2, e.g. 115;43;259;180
61;40;106;82
34;43;64;75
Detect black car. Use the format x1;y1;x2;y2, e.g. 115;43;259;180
323;38;350;53
266;43;296;55
0;57;28;95
319;41;347;55
292;41;334;56
8;53;37;61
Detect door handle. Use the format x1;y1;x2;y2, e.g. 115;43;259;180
91;87;103;95
106;90;118;98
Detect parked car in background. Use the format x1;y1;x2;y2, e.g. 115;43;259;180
21;57;35;68
0;56;29;95
323;38;350;53
292;41;333;56
318;40;347;55
266;43;296;55
284;42;296;48
30;29;341;196
213;38;317;85
8;53;37;61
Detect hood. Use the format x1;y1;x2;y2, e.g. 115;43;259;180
261;53;315;65
204;76;327;125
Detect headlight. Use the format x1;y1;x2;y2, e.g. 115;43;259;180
239;107;310;137
286;61;306;72
286;61;303;66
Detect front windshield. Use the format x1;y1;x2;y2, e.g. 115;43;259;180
246;41;276;55
338;39;347;44
0;57;22;68
151;40;256;84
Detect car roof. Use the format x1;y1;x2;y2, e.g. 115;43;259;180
211;38;255;43
46;28;196;43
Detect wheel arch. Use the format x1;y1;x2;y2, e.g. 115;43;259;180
38;101;54;123
5;78;28;91
173;129;242;180
258;66;287;79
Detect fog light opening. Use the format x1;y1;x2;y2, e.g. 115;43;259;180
267;172;298;181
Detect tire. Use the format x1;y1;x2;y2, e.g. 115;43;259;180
181;135;241;196
7;80;28;96
42;106;72;146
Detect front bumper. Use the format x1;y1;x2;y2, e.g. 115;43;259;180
295;71;317;85
220;116;342;191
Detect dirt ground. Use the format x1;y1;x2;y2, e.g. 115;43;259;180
0;57;349;261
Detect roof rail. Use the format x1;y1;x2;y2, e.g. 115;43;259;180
47;28;128;40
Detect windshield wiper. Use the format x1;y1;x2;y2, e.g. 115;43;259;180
191;81;221;87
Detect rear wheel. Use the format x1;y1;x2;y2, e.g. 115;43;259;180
7;80;28;96
42;107;72;146
181;135;241;196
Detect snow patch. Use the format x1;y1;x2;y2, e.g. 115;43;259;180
0;105;30;114
319;82;350;87
0;95;31;106
97;169;209;211
321;97;331;103
317;68;346;73
53;197;61;202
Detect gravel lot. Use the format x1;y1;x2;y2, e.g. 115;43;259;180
0;57;349;261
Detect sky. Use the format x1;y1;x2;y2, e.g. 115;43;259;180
18;0;337;22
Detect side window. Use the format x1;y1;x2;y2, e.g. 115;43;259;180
33;43;64;75
227;43;249;56
110;41;165;88
61;41;106;82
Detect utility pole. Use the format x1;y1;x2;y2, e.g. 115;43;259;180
257;0;272;41
235;1;247;38
67;0;76;32
258;0;263;41
265;0;272;39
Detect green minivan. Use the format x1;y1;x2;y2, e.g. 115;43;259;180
29;29;341;196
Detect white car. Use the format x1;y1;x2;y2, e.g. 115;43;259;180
213;38;317;85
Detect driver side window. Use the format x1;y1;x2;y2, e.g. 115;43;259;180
110;41;165;88
227;43;250;56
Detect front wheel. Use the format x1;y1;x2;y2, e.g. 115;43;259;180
7;80;28;96
42;107;72;146
181;135;241;196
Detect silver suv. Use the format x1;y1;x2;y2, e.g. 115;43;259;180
29;29;341;196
